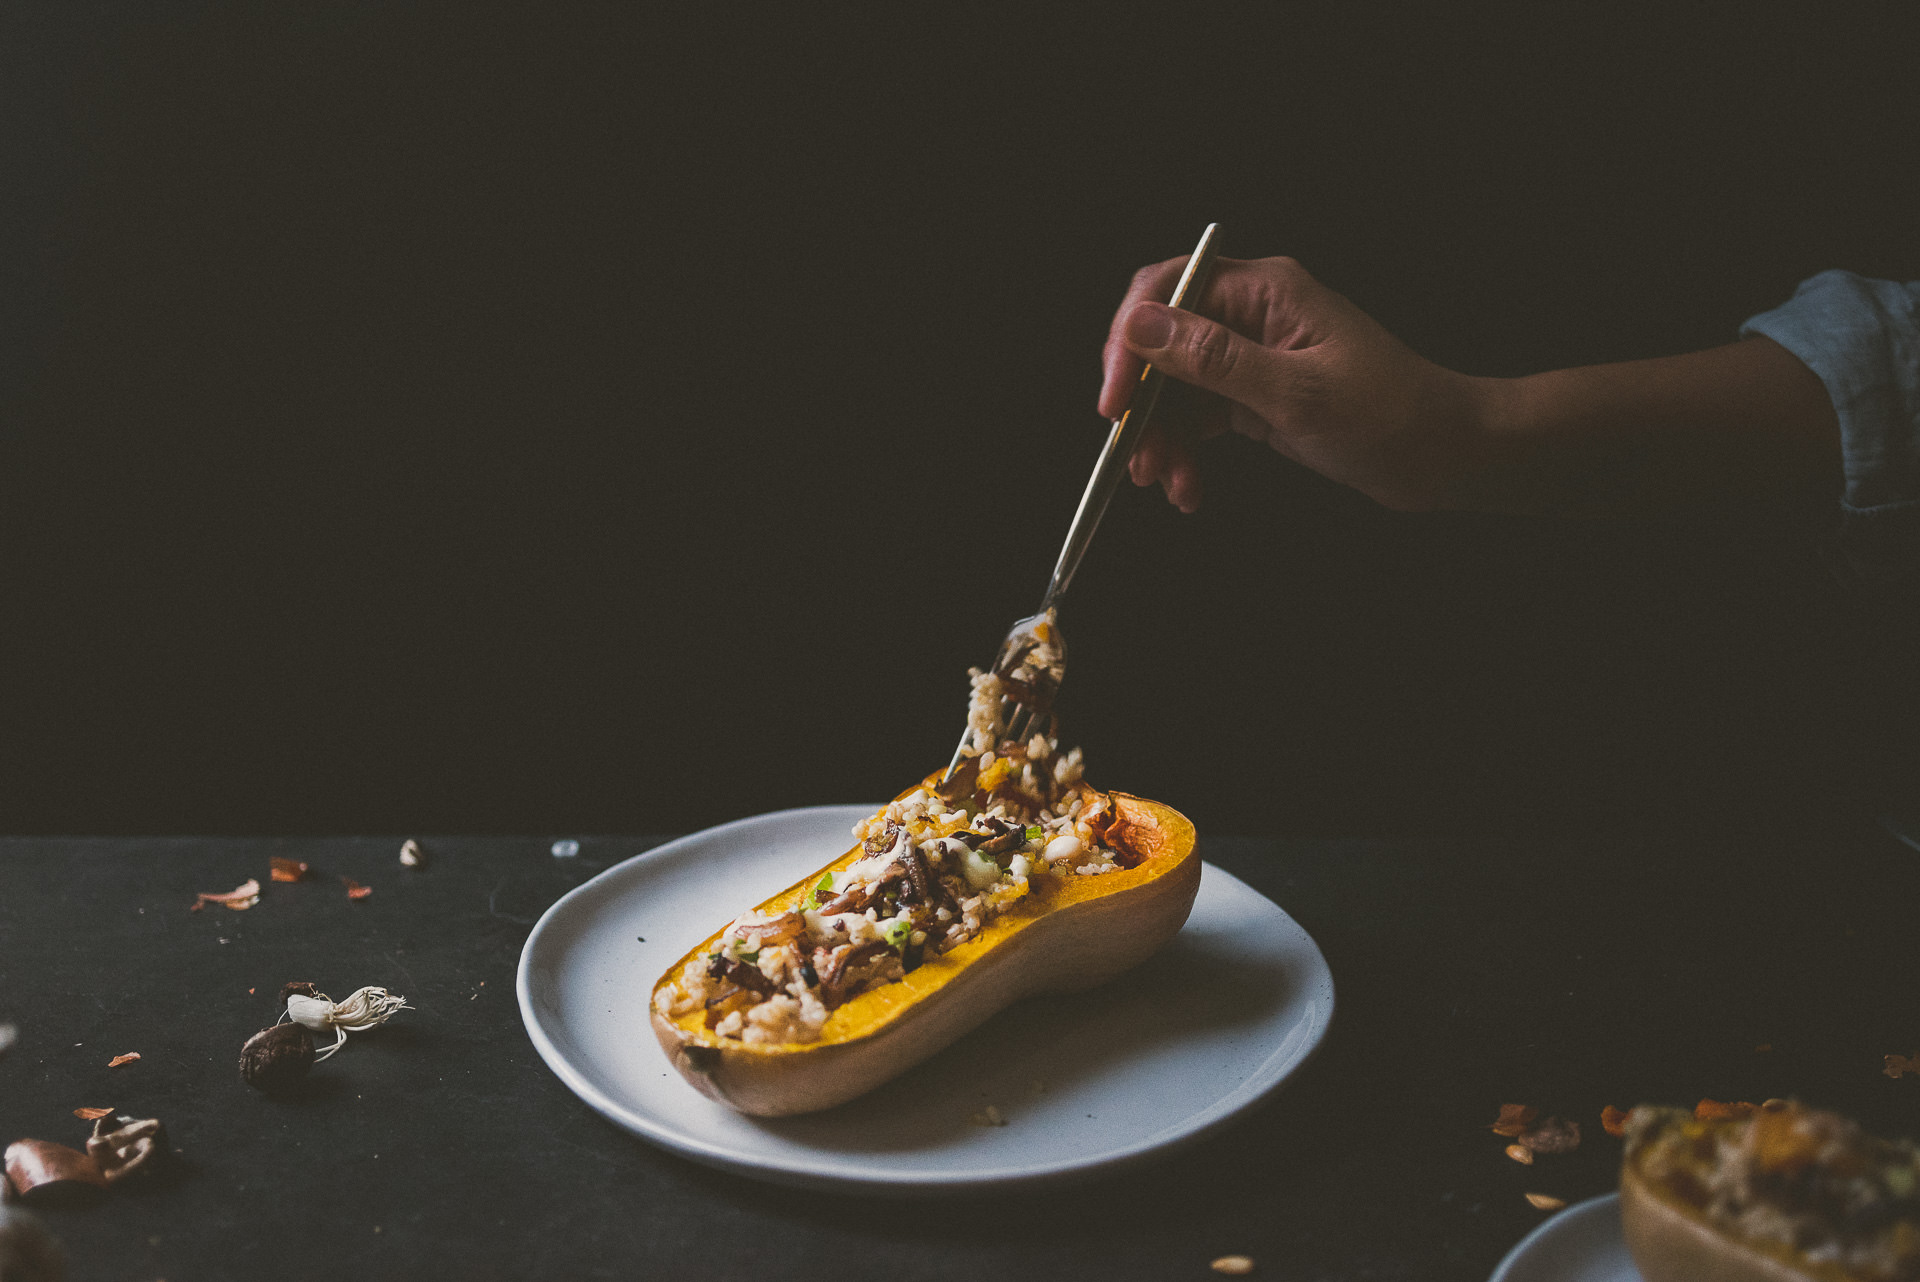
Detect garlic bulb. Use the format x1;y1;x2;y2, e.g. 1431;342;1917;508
282;986;411;1061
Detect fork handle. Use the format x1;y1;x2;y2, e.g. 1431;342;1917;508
1041;222;1221;609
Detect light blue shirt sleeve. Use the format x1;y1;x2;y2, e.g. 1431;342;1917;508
1740;270;1920;587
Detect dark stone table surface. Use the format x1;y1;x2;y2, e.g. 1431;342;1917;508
4;815;1918;1280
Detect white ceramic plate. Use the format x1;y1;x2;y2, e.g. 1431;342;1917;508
517;804;1335;1193
1489;1194;1641;1282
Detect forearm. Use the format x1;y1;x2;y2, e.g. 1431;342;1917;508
1463;337;1841;516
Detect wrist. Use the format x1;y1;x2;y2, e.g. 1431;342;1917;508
1427;370;1530;514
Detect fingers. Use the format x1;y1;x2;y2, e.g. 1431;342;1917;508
1100;257;1188;420
1162;443;1203;512
1127;420;1205;513
1102;255;1322;419
1099;253;1329;511
1119;301;1281;417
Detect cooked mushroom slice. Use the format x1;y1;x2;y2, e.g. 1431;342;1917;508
902;847;936;906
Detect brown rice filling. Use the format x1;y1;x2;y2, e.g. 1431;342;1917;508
654;663;1133;1045
1627;1101;1920;1280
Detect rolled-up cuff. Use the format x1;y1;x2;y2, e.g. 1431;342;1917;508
1827;495;1920;595
1740;269;1920;510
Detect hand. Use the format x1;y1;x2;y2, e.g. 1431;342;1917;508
1100;254;1840;517
1101;254;1491;513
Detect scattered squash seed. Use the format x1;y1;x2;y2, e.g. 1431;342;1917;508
1210;1257;1254;1276
1505;1143;1534;1164
1524;1193;1566;1211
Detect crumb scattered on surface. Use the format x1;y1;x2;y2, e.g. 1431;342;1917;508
1490;1103;1538;1137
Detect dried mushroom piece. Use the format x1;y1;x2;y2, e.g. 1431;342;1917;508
85;1115;166;1184
1516;1116;1581;1154
2;1142;107;1203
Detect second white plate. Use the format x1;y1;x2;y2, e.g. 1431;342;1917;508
1490;1194;1641;1282
517;804;1335;1193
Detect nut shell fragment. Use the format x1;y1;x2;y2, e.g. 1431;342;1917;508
3;1142;107;1202
240;1024;315;1092
0;1203;67;1282
192;878;261;911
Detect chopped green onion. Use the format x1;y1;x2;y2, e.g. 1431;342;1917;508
803;872;834;910
881;918;913;948
1024;825;1043;840
738;949;758;964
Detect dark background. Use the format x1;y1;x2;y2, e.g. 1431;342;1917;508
2;5;1915;837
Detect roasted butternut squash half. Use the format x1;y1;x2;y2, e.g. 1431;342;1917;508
1621;1101;1920;1282
650;748;1199;1116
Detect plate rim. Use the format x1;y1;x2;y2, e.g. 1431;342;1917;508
1488;1192;1631;1282
516;803;1337;1193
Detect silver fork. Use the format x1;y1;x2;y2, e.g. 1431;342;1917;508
940;222;1222;785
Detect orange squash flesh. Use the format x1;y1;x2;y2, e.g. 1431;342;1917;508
650;785;1199;1116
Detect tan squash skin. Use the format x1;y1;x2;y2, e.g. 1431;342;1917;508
650;787;1199;1116
1621;1155;1852;1282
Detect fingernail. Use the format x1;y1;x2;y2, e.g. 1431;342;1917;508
1125;304;1175;350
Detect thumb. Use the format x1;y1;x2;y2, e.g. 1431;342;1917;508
1121;302;1276;407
